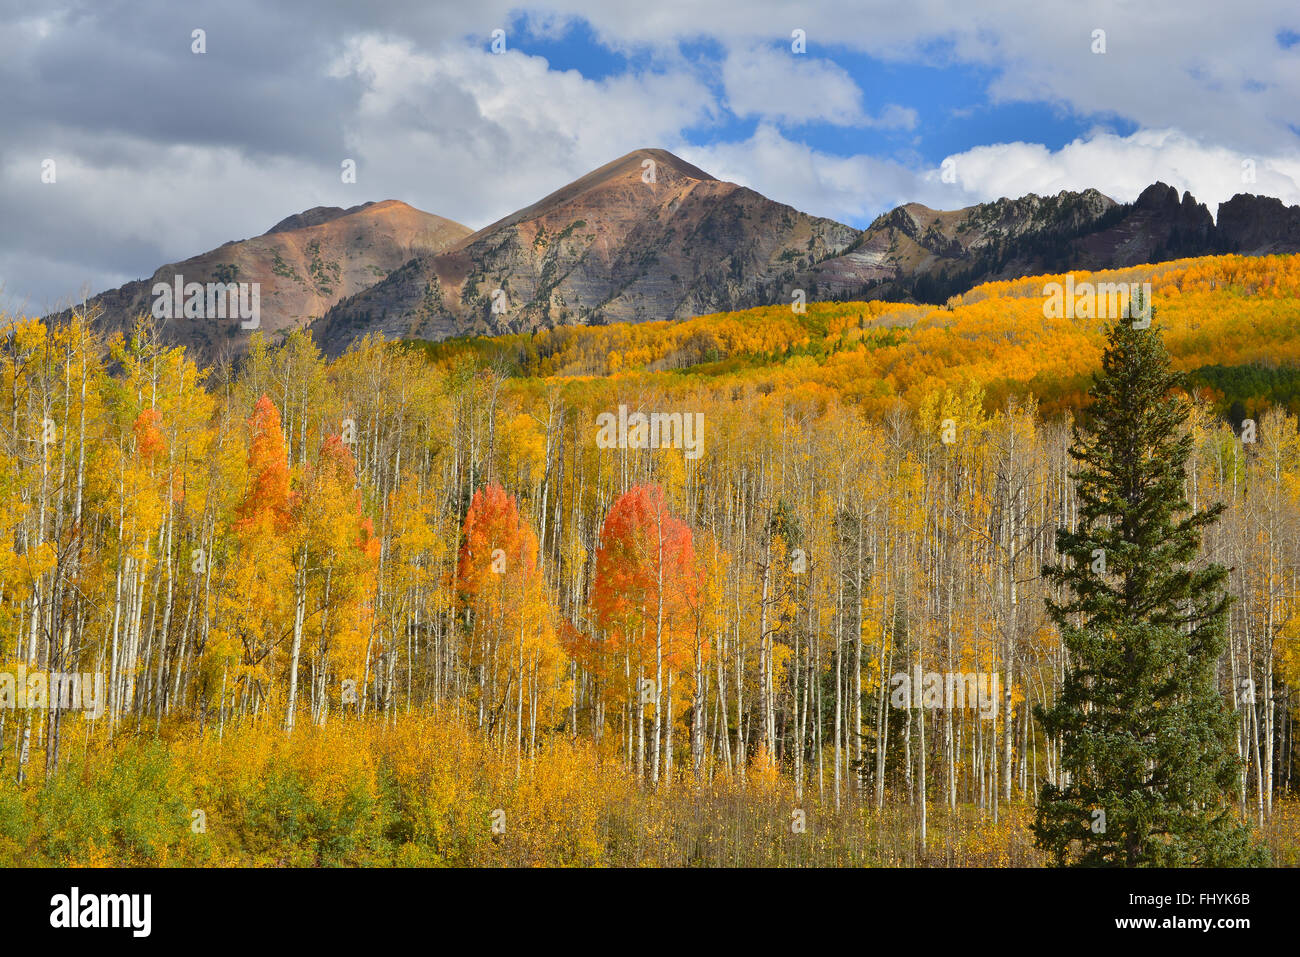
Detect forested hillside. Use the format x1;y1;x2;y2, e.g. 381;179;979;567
1;252;1297;866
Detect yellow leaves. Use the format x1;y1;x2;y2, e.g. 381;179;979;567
748;743;782;791
498;411;545;487
918;380;988;449
77;841;116;869
4;246;1300;867
1279;615;1300;709
1029;623;1059;657
389;479;435;556
13;540;56;593
858;599;885;694
769;643;793;688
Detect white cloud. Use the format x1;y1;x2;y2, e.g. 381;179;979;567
872;104;919;131
568;0;1300;154
2;35;721;312
929;129;1300;217
331;35;717;227
718;46;915;130
680;125;927;224
681;125;1300;231
0;142;330;314
721;47;865;126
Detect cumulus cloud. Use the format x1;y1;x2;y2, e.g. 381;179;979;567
2;0;1300;310
928;129;1300;218
717;46;919;130
681;126;1300;230
721;47;866;126
0;143;331;314
0;24;718;311
570;0;1300;154
680;125;926;224
330;35;716;228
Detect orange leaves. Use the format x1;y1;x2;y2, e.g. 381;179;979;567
458;482;539;596
235;394;293;536
456;482;548;647
317;431;357;479
456;483;565;722
219;394;380;698
591;484;699;669
308;432;377;560
132;408;166;465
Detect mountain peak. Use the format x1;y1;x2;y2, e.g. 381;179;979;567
606;148;717;182
264;200;420;236
538;148;717;203
59;199;471;361
463;149;719;240
314;147;856;350
1134;182;1181;210
57;153;1300;367
265;203;370;235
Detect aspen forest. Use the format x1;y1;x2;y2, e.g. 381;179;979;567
0;253;1297;867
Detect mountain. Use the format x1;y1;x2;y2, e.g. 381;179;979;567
55;148;1300;360
64;200;471;360
311;149;859;354
316;160;1300;353
797;183;1247;303
1217;193;1300;254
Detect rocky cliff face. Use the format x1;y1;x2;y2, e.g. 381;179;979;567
62;200;471;362
312;149;859;354
1080;183;1218;263
802;189;1119;297
1217;193;1300;254
798;183;1236;304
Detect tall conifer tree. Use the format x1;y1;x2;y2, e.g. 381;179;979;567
1033;300;1264;866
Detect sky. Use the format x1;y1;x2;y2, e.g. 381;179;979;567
3;0;1299;313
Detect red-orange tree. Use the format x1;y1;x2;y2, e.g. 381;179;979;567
214;395;295;721
457;483;556;760
592;485;699;784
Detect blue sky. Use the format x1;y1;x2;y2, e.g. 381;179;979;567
515;19;1138;173
2;0;1299;311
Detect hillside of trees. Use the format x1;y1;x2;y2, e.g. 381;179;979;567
0;251;1297;866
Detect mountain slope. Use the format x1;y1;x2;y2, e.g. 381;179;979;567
800;183;1238;303
803;184;1300;306
1217;193;1300;254
67;200;472;359
55;149;1300;361
312;149;859;354
419;252;1300;421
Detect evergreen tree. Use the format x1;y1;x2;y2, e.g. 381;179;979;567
1033;300;1265;866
